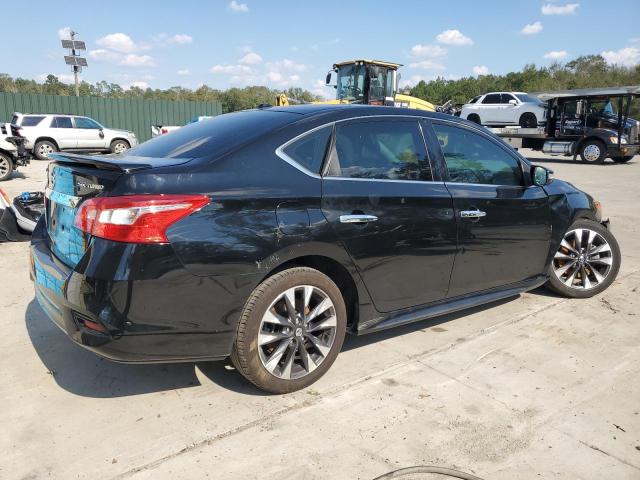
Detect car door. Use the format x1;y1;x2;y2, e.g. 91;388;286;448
49;116;77;149
73;117;106;149
321;117;457;313
479;93;503;124
500;93;519;124
428;120;551;298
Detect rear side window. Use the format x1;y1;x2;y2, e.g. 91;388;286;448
482;94;501;104
21;116;46;126
129;110;299;160
281;126;332;174
432;123;522;186
51;117;73;128
327;120;432;181
74;117;101;129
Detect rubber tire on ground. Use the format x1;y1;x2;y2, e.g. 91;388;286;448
545;219;620;299
110;139;130;154
519;112;537;128
579;139;606;164
34;140;57;160
611;156;633;163
231;267;347;394
467;114;481;125
0;153;14;181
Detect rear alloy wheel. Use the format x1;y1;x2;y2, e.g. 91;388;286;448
547;220;620;298
519;112;537;128
232;267;346;393
110;139;130;154
467;114;481;125
0;153;13;181
34;140;57;160
579;140;606;164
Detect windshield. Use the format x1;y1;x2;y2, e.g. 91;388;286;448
515;94;543;105
336;64;366;102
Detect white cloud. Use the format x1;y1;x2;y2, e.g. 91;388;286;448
177;69;190;76
97;33;138;53
266;58;307;72
38;73;75;83
436;29;473;46
229;0;249;12
312;79;333;99
88;49;121;62
410;44;447;58
210;64;252;74
168;34;192;45
120;54;156;67
521;21;543;35
542;3;579;15
57;27;72;40
126;81;150;90
399;75;426;89
472;65;490;75
239;52;262;65
408;60;446;70
601;47;640;67
289;74;300;82
544;50;568;60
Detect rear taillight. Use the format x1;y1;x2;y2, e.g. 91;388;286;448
74;194;209;244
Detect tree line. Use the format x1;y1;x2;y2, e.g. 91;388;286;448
1;55;639;113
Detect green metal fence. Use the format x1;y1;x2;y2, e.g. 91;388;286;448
0;93;223;143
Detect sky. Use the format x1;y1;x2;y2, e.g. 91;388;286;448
2;0;639;98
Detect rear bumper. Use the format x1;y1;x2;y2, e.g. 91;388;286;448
29;219;247;363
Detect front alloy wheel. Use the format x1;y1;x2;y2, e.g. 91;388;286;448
547;220;620;298
232;267;346;393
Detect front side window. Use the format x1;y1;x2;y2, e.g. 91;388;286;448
21;116;46;126
432;123;522;186
482;94;501;104
282;126;332;174
51;116;72;128
74;117;102;129
327;120;432;181
501;94;517;104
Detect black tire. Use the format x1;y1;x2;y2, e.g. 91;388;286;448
0;153;13;181
579;139;606;164
110;139;130;154
467;114;481;125
546;219;620;299
34;140;57;160
232;267;347;394
611;156;633;163
519;112;537;128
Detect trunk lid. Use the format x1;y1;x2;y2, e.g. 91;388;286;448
45;153;193;267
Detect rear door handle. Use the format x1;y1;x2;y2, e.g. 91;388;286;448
339;214;378;224
460;210;487;219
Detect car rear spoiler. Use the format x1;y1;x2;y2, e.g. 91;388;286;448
48;153;193;173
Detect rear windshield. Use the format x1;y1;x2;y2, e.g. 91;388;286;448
128;110;300;159
21;116;46;126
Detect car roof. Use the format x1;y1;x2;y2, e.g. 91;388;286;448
261;104;450;121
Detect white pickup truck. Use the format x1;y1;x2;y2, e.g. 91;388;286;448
0;123;30;181
151;116;214;138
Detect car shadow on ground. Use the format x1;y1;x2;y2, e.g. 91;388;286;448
25;299;263;398
524;155;636;166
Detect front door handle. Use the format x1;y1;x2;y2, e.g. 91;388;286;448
340;214;378;224
460;210;487;219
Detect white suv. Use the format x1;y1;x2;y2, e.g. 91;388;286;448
11;113;138;159
460;92;547;128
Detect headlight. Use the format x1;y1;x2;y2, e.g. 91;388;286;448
609;135;627;144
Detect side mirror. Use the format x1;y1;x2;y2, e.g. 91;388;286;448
508;99;517;106
532;165;551;186
325;71;332;85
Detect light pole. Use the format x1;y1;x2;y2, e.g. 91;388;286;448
62;31;87;97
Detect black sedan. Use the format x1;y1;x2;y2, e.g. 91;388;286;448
30;105;620;393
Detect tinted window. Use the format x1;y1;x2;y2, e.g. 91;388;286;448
432;123;522;186
74;117;102;129
515;94;543;104
328;120;432;181
51;116;73;128
282;126;332;174
482;94;501;104
129;110;299;160
21;116;46;126
501;94;516;104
